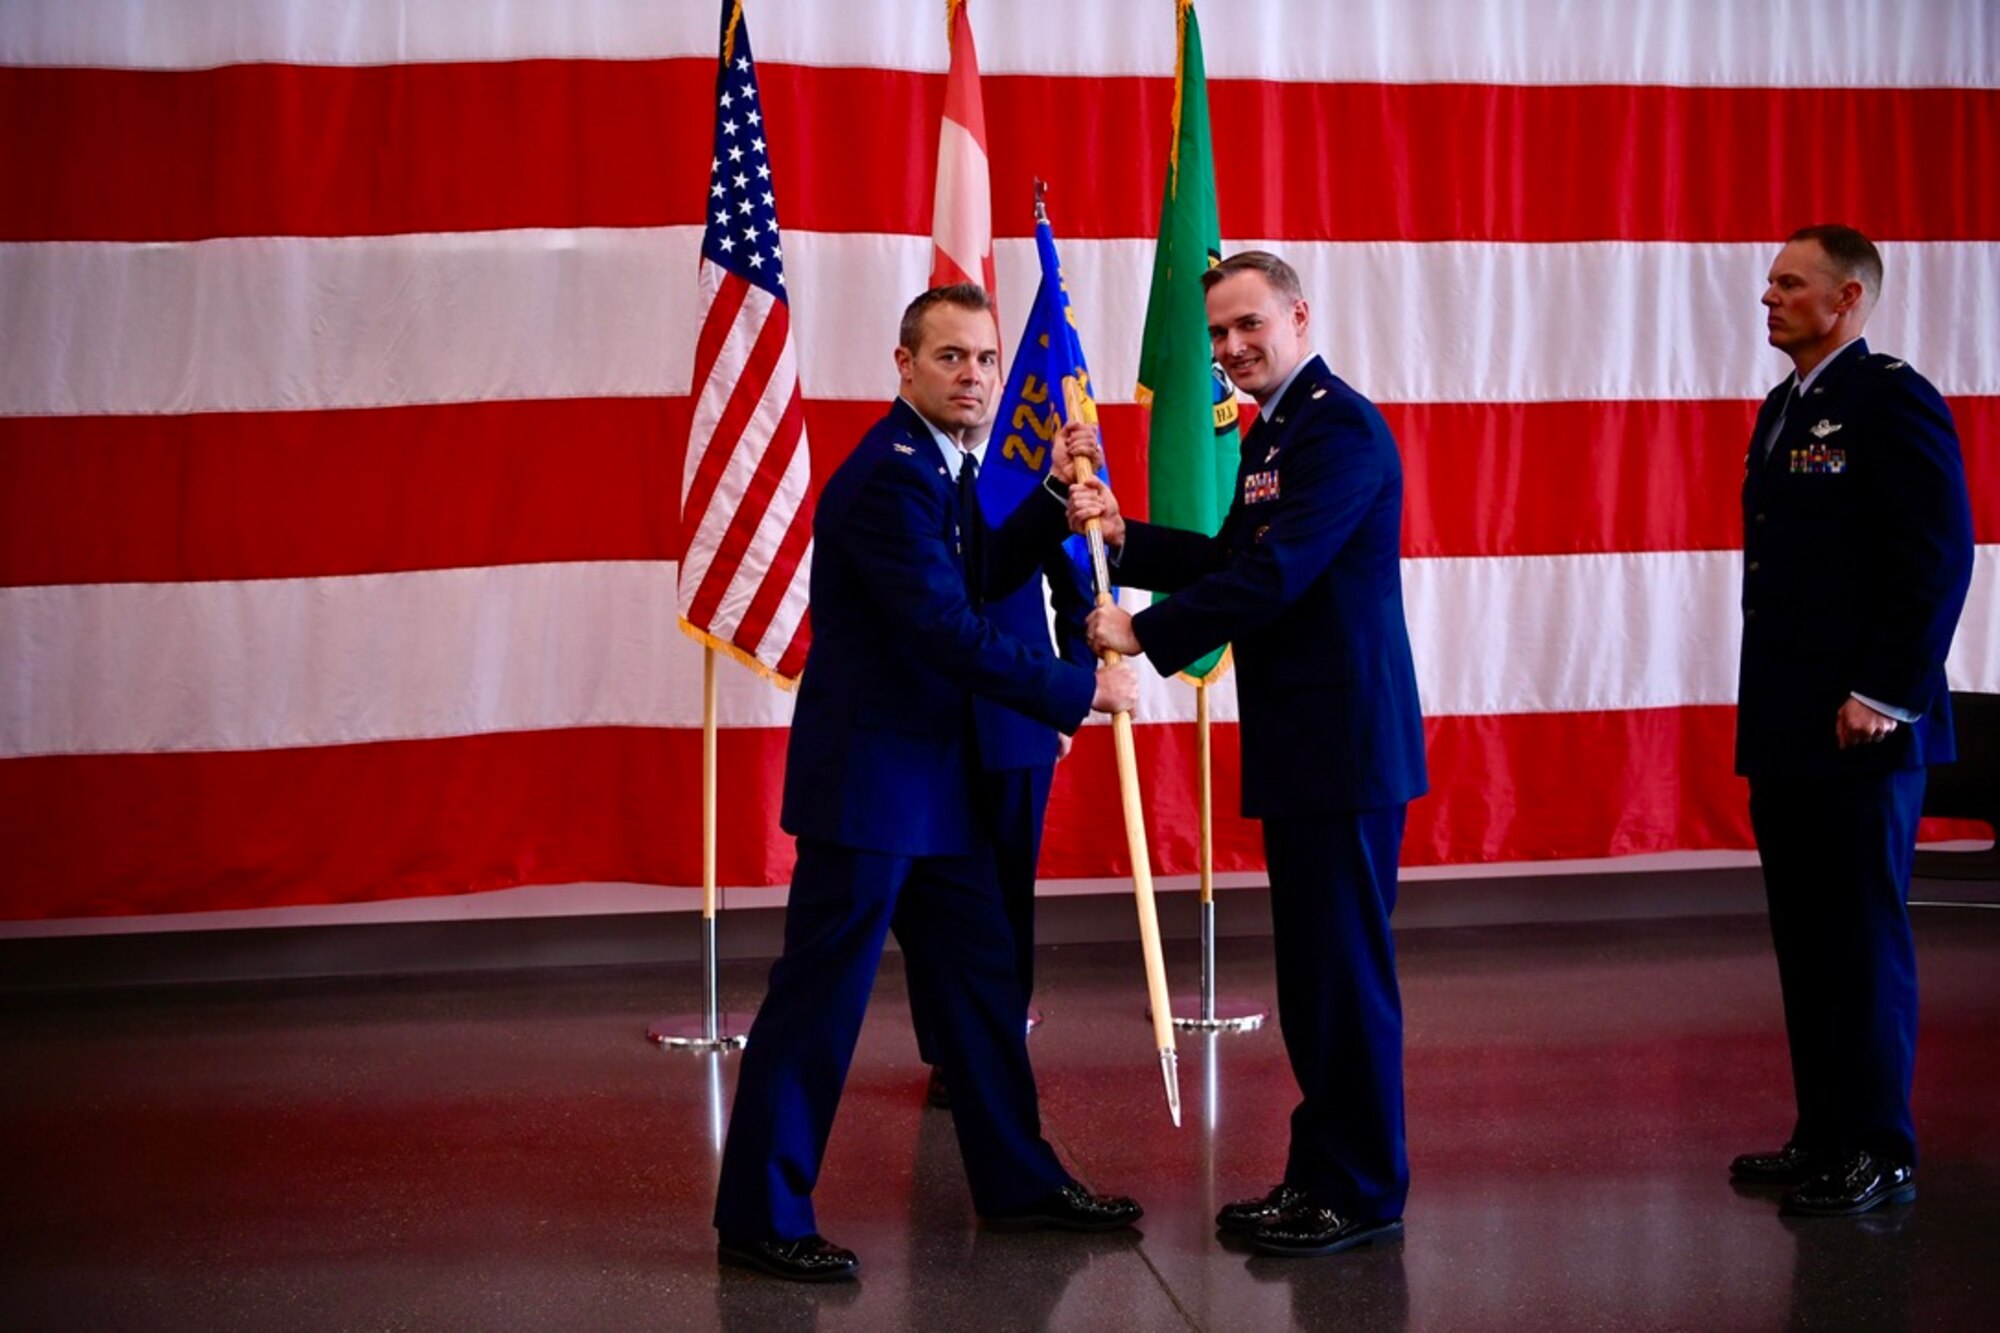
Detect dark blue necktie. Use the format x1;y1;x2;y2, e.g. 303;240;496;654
958;451;984;607
1760;382;1800;464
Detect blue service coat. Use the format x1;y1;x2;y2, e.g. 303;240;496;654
1117;356;1428;817
1736;339;1975;779
780;399;1097;856
973;537;1094;772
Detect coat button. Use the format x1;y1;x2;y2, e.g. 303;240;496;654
1746;608;1759;620
1748;561;1760;573
1754;513;1766;525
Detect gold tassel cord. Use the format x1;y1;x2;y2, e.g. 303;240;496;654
721;0;743;66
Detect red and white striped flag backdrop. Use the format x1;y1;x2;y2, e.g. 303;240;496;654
1;1;1994;921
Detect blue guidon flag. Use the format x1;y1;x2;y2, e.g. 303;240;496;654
985;205;1113;593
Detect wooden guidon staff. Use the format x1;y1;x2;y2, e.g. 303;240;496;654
1065;378;1181;1127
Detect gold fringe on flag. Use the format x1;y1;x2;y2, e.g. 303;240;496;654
1169;0;1191;191
677;619;802;691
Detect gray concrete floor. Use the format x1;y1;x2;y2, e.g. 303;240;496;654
4;908;1998;1330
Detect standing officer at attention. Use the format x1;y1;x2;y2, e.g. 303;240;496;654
1071;251;1427;1257
1730;225;1974;1216
712;284;1143;1283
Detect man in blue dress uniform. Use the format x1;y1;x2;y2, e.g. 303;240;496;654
712;285;1143;1282
1072;251;1428;1257
1728;225;1974;1216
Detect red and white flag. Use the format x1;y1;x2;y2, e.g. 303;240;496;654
677;0;813;683
928;0;996;300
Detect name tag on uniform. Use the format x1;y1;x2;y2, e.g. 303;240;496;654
1788;445;1846;475
1243;469;1280;504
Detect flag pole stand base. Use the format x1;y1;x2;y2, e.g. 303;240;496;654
1166;996;1266;1033
1165;899;1267;1032
647;1017;747;1051
647;914;746;1050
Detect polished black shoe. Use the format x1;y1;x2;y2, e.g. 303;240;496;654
984;1182;1143;1233
924;1065;951;1110
1253;1203;1404;1258
1216;1183;1310;1235
1730;1144;1817;1186
1781;1152;1916;1217
717;1232;860;1283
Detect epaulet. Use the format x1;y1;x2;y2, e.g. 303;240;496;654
880;432;949;482
870;422;924;463
1298;364;1340;407
1858;352;1910;373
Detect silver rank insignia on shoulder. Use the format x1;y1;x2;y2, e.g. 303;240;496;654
1885;360;1906;370
892;442;915;455
1810;419;1843;439
1311;387;1326;399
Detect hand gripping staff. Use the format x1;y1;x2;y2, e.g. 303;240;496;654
1064;378;1181;1127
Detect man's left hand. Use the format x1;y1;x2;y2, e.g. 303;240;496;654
1835;696;1900;749
1086;605;1141;657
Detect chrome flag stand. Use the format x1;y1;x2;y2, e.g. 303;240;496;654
649;647;746;1051
1169;682;1267;1034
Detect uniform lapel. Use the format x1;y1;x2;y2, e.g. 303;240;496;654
1752;382;1797;476
1752;338;1869;480
886;398;978;592
1240;356;1322;474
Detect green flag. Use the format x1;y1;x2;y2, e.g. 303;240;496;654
1136;0;1237;684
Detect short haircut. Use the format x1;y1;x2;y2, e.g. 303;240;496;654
1789;224;1883;305
1201;250;1304;304
899;283;993;352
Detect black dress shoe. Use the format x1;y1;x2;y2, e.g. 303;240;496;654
984;1182;1144;1233
717;1232;860;1283
1253;1202;1404;1258
1216;1183;1310;1235
1781;1152;1916;1217
924;1065;951;1110
1730;1144;1817;1186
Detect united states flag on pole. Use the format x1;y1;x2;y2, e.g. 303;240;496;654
678;0;813;683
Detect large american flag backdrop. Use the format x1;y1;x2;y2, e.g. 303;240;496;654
2;1;1994;922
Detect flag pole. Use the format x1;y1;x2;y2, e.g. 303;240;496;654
1169;680;1265;1034
1064;374;1180;1128
1136;2;1261;1039
648;645;746;1050
1198;681;1215;1021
